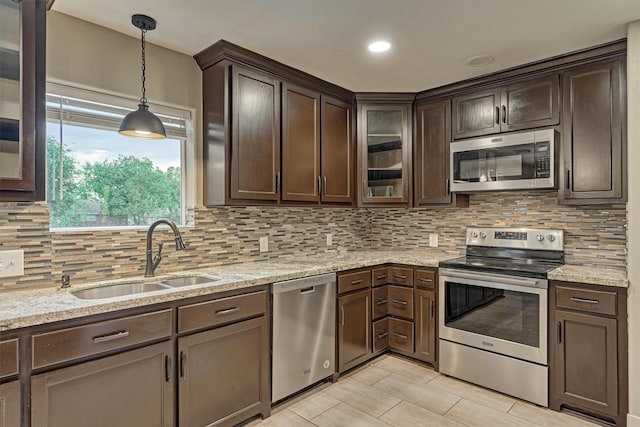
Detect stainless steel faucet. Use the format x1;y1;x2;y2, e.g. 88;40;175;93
145;219;186;277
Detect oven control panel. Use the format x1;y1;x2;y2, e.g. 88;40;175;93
466;227;563;250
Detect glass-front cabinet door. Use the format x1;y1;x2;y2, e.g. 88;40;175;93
0;0;46;201
358;103;411;205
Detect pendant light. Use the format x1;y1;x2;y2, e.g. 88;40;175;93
119;14;166;139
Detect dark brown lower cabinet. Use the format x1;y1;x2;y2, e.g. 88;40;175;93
373;317;390;353
414;289;436;364
550;282;628;426
554;311;617;416
31;341;174;427
0;380;20;427
388;318;413;353
178;316;270;427
338;288;371;372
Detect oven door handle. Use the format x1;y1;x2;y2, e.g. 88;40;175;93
438;268;547;289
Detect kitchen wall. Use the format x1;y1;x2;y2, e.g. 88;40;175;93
370;191;627;268
626;19;640;427
0;192;626;292
0;203;371;292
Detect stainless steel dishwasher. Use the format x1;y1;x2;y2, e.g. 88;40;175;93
271;273;336;402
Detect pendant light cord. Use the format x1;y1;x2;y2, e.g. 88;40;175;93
140;27;147;105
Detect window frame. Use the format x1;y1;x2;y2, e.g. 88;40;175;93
45;80;194;231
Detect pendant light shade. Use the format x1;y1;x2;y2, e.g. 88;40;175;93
119;103;166;139
119;14;166;139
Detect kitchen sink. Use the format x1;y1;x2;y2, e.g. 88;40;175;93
71;282;171;300
160;276;219;287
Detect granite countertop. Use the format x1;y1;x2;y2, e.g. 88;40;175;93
0;249;628;332
547;264;628;288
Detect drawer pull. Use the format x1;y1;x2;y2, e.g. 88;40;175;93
393;274;407;280
417;277;433;282
391;299;407;306
570;297;599;305
351;279;363;285
376;299;388;306
392;332;408;340
215;307;240;315
92;330;129;344
377;332;389;340
376;275;387;280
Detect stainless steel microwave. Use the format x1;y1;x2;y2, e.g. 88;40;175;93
450;129;557;192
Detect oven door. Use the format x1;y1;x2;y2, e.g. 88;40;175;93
439;268;547;365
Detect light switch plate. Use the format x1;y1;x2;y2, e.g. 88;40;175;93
0;250;24;278
326;233;333;246
259;236;269;253
428;233;439;248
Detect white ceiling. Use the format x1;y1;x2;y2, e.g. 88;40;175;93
51;0;640;92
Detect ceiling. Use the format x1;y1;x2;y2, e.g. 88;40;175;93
51;0;640;92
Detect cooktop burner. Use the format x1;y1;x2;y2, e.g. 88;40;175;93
439;227;565;279
439;255;562;279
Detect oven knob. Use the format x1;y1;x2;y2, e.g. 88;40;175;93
536;233;545;242
479;232;487;239
471;232;478;238
547;234;556;242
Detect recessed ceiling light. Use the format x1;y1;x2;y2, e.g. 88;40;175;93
466;55;495;67
368;41;391;53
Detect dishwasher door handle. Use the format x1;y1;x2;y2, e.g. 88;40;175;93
300;286;315;294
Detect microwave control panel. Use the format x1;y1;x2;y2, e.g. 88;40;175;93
534;142;550;178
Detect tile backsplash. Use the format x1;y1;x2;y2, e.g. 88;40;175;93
0;192;627;292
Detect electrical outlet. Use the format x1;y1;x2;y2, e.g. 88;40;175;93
326;233;333;246
259;236;269;253
428;233;439;248
0;250;24;278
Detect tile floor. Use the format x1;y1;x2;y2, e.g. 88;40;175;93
245;354;601;427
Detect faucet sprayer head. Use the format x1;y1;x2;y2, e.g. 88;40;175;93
175;236;186;251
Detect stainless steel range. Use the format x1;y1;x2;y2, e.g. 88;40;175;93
438;227;564;407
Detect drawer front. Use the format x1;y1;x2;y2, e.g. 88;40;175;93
178;290;267;333
32;309;172;369
389;318;414;353
388;285;414;320
338;270;371;294
0;339;18;378
372;267;389;287
388;267;413;286
372;286;389;320
373;318;390;353
414;269;436;289
556;286;617;316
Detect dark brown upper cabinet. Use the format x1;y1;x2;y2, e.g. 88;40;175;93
282;83;321;202
357;95;413;207
414;99;467;207
281;84;354;204
320;96;354;203
559;58;626;204
230;65;281;202
452;74;559;139
0;0;46;201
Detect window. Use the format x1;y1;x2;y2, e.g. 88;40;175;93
46;83;191;229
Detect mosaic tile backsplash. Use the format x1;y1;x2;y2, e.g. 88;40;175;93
0;191;627;292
